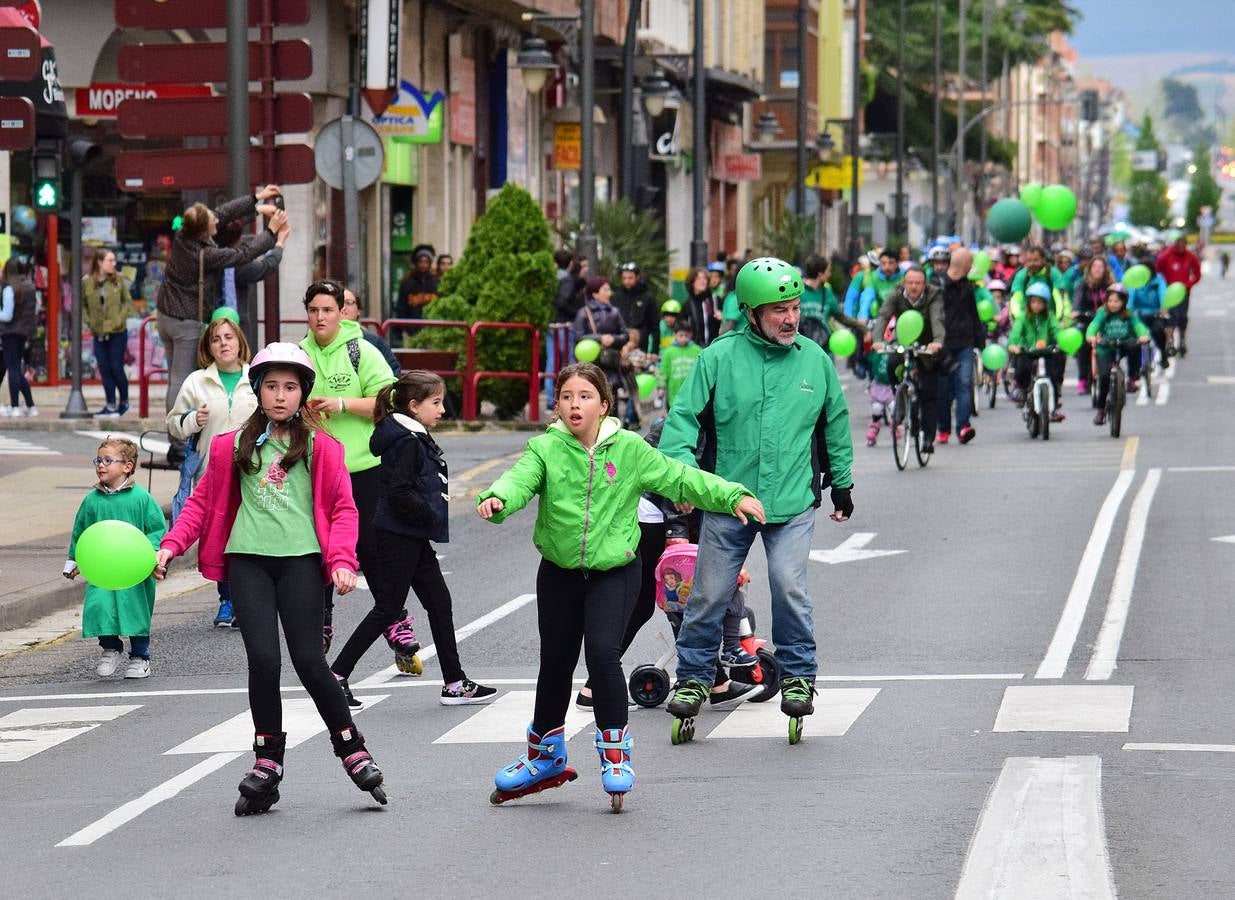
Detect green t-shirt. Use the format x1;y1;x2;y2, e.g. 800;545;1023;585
800;284;825;322
218;368;243;403
225;436;320;557
658;341;702;407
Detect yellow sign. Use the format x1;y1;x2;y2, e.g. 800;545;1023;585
554;123;581;171
805;156;862;191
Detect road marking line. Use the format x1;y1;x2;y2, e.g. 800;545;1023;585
1135;390;1149;407
432;690;593;744
993;685;1133;732
1166;362;1176;380
77;430;169;455
954;756;1116;900
706;687;879;739
1035;470;1135;679
0;705;140;762
1168;465;1235;472
817;673;1022;681
1085;469;1162;681
1155;381;1171;406
1205;375;1235;384
1123;742;1235;753
56;752;243;847
1120;436;1138;469
353;593;537;688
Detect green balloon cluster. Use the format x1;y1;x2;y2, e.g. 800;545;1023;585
896;310;924;345
1122;264;1151;289
75;520;157;591
987;198;1033;244
574;339;601;363
1163;282;1187;309
1057;327;1084;356
635;373;656;400
981;344;1009;371
972;250;992;277
1019;183;1044;209
1034;185;1078;231
976;299;995;322
828;329;858;357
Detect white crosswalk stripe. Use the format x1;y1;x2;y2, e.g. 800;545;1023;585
704;688;879;738
0;435;60;456
432;690;595;744
0;705;140;762
77;430;169;456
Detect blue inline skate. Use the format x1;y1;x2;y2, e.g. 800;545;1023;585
235;731;285;816
490;724;578;805
595;726;634;813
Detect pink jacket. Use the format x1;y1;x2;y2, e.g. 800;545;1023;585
161;430;359;584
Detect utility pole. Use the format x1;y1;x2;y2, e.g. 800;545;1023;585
619;0;639;202
579;0;598;273
690;0;708;267
848;0;862;261
894;0;905;239
955;0;967;238
979;0;989;217
226;0;254;348
794;0;808;222
932;0;942;239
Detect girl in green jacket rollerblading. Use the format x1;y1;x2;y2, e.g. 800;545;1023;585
477;363;764;810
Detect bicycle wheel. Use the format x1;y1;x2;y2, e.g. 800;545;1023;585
1035;380;1051;440
986;370;998;409
1109;367;1124;438
1141;345;1154;400
891;383;911;471
970;349;981;418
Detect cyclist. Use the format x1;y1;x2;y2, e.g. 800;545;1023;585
1106;238;1130;281
993;245;1022;284
1071;255;1113;395
1086;283;1150;425
927;245;951;288
1007;282;1065;421
1009;246;1069;321
1155;231;1201;357
844;248;903;322
869;266;946;454
1128;269;1169;371
1054;246;1079;295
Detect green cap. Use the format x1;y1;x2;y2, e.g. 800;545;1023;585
210;307;240;325
734;257;804;308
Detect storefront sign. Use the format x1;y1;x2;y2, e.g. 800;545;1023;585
554;122;581;170
448;34;475;147
369;79;443;144
76;82;211;118
720;153;760;181
81;217;117;244
647;105;680;162
806;156;863;191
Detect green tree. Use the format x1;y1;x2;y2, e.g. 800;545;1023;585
1110;129;1132;191
557;199;673;300
414;183;556;418
1186;144;1223;231
759;211;817;266
1128;114;1171;228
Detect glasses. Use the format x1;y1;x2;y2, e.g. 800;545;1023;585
92;456;127;467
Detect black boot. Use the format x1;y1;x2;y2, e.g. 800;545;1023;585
235;731;286;816
330;726;387;805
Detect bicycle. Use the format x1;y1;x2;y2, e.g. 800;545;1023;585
1094;338;1143;439
1017;346;1062;441
970;347;982;418
887;343;934;470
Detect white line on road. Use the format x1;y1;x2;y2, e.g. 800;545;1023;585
1035;469;1135;679
1155;381;1171;406
433;690;593;744
0;705;140;762
166;696;389;754
1085;468;1162;680
1124;742;1235;753
706;688;879;739
77;430;170;455
352;593;537;688
1168;465;1235;472
993;685;1134;732
955;756;1116;900
816;673;1023;681
56;752;242;847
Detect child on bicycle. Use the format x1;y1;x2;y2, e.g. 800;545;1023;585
1008;282;1065;421
1086;283;1149;426
864;326;897;447
1128;271;1169;370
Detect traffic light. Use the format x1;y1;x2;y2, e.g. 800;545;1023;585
32;139;61;212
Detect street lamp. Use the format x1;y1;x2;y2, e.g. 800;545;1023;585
755;111;780;143
817;130;836;159
516;37;557;96
640;71;674;118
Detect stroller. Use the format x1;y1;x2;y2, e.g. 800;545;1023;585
627;542;782;708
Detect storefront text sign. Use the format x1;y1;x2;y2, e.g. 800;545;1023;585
76;83;211;118
554;122;581;170
369;79;443;144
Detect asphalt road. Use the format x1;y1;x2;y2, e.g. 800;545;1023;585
3;276;1235;898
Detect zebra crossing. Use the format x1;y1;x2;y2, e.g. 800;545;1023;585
0;434;60;456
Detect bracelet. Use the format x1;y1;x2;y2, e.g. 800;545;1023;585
338;397;345;414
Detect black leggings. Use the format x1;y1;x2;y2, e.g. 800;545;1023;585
323;466;382;626
1;334;32;408
332;528;465;683
228;553;353;734
533;557;640;732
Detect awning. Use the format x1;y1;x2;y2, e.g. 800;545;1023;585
0;9;67;139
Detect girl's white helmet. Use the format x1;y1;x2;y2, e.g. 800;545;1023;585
249;342;316;394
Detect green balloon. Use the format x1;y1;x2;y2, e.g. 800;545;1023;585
635;372;656;400
976;299;995;322
75;520;157;591
895;309;924;345
1163;282;1187;309
1057;327;1084;356
1019;182;1044;209
987;198;1033;244
828;329;858;357
973;250;992;276
574;339;601;363
1122;264;1151;289
981;344;1008;370
1034;184;1077;231
986;320;998;333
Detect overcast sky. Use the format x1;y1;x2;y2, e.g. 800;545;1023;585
1069;0;1226;58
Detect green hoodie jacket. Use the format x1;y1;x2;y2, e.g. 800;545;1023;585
477;417;751;572
300;318;398;473
1085;307;1149;343
1008;310;1060;349
658;319;853;523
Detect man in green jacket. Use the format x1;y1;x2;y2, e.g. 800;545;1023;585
659;257;855;733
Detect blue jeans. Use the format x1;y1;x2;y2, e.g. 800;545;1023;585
545;325;574;408
99;635;150;659
675;508;818;683
93;332;129;408
937;346;975;433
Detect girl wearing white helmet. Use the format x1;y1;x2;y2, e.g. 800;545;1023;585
155;341;388;814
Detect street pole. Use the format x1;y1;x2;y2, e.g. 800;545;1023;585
227;0;255;350
848;0;862;262
979;0;989;218
60;169;89;418
794;0;807;225
955;0;967;238
690;0;707;267
260;0;280;344
619;0;639;203
343;34;361;295
894;0;905;240
579;0;598;273
932;0;942;239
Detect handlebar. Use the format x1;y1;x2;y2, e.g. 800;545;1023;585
1015;346;1063;357
1093;338;1144;349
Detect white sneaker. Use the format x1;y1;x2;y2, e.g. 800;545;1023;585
20;406;37;417
123;657;151;679
96;649;123;677
0;405;12;417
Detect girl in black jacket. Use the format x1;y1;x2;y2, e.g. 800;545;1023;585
330;371;496;707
